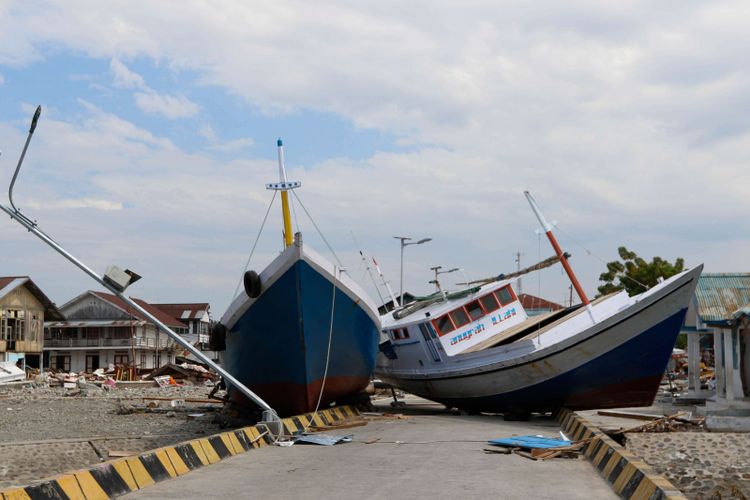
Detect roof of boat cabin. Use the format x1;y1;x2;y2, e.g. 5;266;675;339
382;278;516;328
694;273;750;324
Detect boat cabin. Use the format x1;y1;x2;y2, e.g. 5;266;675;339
382;280;529;358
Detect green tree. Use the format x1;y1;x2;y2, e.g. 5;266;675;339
598;246;685;296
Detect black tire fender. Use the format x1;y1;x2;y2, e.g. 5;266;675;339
243;270;262;298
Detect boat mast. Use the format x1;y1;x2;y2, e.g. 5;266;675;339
373;257;399;309
524;191;590;307
278;139;294;247
267;138;301;247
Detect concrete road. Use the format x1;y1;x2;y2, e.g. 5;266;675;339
126;397;617;499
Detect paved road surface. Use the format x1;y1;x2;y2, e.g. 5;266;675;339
127;397;617;499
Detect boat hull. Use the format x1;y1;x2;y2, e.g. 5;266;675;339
223;244;379;416
376;267;701;413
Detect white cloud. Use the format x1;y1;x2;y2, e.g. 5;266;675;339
27;197;124;211
199;125;254;152
134;90;199;119
109;59;199;119
110;59;145;89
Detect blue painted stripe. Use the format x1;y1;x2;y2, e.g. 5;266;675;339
432;307;688;412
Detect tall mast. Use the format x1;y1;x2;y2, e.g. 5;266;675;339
267;139;301;247
278;139;293;247
524;191;590;306
373;257;399;310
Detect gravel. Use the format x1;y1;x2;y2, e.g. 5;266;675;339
0;382;234;489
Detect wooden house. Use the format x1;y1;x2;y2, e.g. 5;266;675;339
0;276;63;370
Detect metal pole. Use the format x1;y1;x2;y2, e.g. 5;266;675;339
399;241;405;307
0;202;275;413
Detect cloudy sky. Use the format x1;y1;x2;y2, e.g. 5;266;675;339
1;1;748;316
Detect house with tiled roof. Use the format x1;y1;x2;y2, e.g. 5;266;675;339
517;293;564;316
152;303;211;349
0;276;63;370
44;291;184;373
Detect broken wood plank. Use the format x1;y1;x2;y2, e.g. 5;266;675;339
597;410;665;421
141;397;224;404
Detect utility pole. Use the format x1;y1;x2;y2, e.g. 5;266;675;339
515;251;523;294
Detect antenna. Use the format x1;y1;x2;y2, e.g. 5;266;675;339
351;231;385;305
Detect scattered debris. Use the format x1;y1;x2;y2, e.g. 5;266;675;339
610;412;705;435
597;410;666;421
487;435;590;461
0;362;25;384
295;434;353;446
308;418;367;432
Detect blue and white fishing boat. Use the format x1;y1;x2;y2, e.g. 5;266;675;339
219;140;380;416
375;192;702;416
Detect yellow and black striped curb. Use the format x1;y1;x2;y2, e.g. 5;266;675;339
0;405;360;500
556;409;686;500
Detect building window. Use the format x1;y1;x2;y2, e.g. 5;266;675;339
54;354;71;371
113;353;129;366
85;353;100;372
1;309;25;341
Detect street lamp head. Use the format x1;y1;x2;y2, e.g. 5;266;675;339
417;238;432;244
447;267;460;273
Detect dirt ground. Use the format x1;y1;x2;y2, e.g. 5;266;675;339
0;381;234;489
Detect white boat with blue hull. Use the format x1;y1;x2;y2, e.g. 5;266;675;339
218;140;380;417
376;192;702;415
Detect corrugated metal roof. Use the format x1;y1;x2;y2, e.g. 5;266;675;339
694;273;750;324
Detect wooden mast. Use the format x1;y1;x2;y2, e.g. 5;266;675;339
524;191;590;306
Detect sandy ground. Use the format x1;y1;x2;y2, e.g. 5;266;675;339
0;382;232;489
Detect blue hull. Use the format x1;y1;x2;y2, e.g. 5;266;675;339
431;307;688;413
225;258;379;416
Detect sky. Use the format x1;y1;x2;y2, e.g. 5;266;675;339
1;1;749;317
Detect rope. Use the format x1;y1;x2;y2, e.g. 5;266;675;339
301;264;338;434
291;190;344;268
232;191;278;301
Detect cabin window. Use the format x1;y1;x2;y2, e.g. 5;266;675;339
450;308;470;328
479;293;500;313
391;329;400;340
465;300;484;321
495;286;514;306
401;328;410;339
433;316;455;336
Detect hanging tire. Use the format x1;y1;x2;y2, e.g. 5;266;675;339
243;270;262;298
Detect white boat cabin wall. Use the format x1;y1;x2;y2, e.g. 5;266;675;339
385;281;528;357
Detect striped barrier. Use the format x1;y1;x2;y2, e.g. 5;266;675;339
557;409;686;500
0;405;360;500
